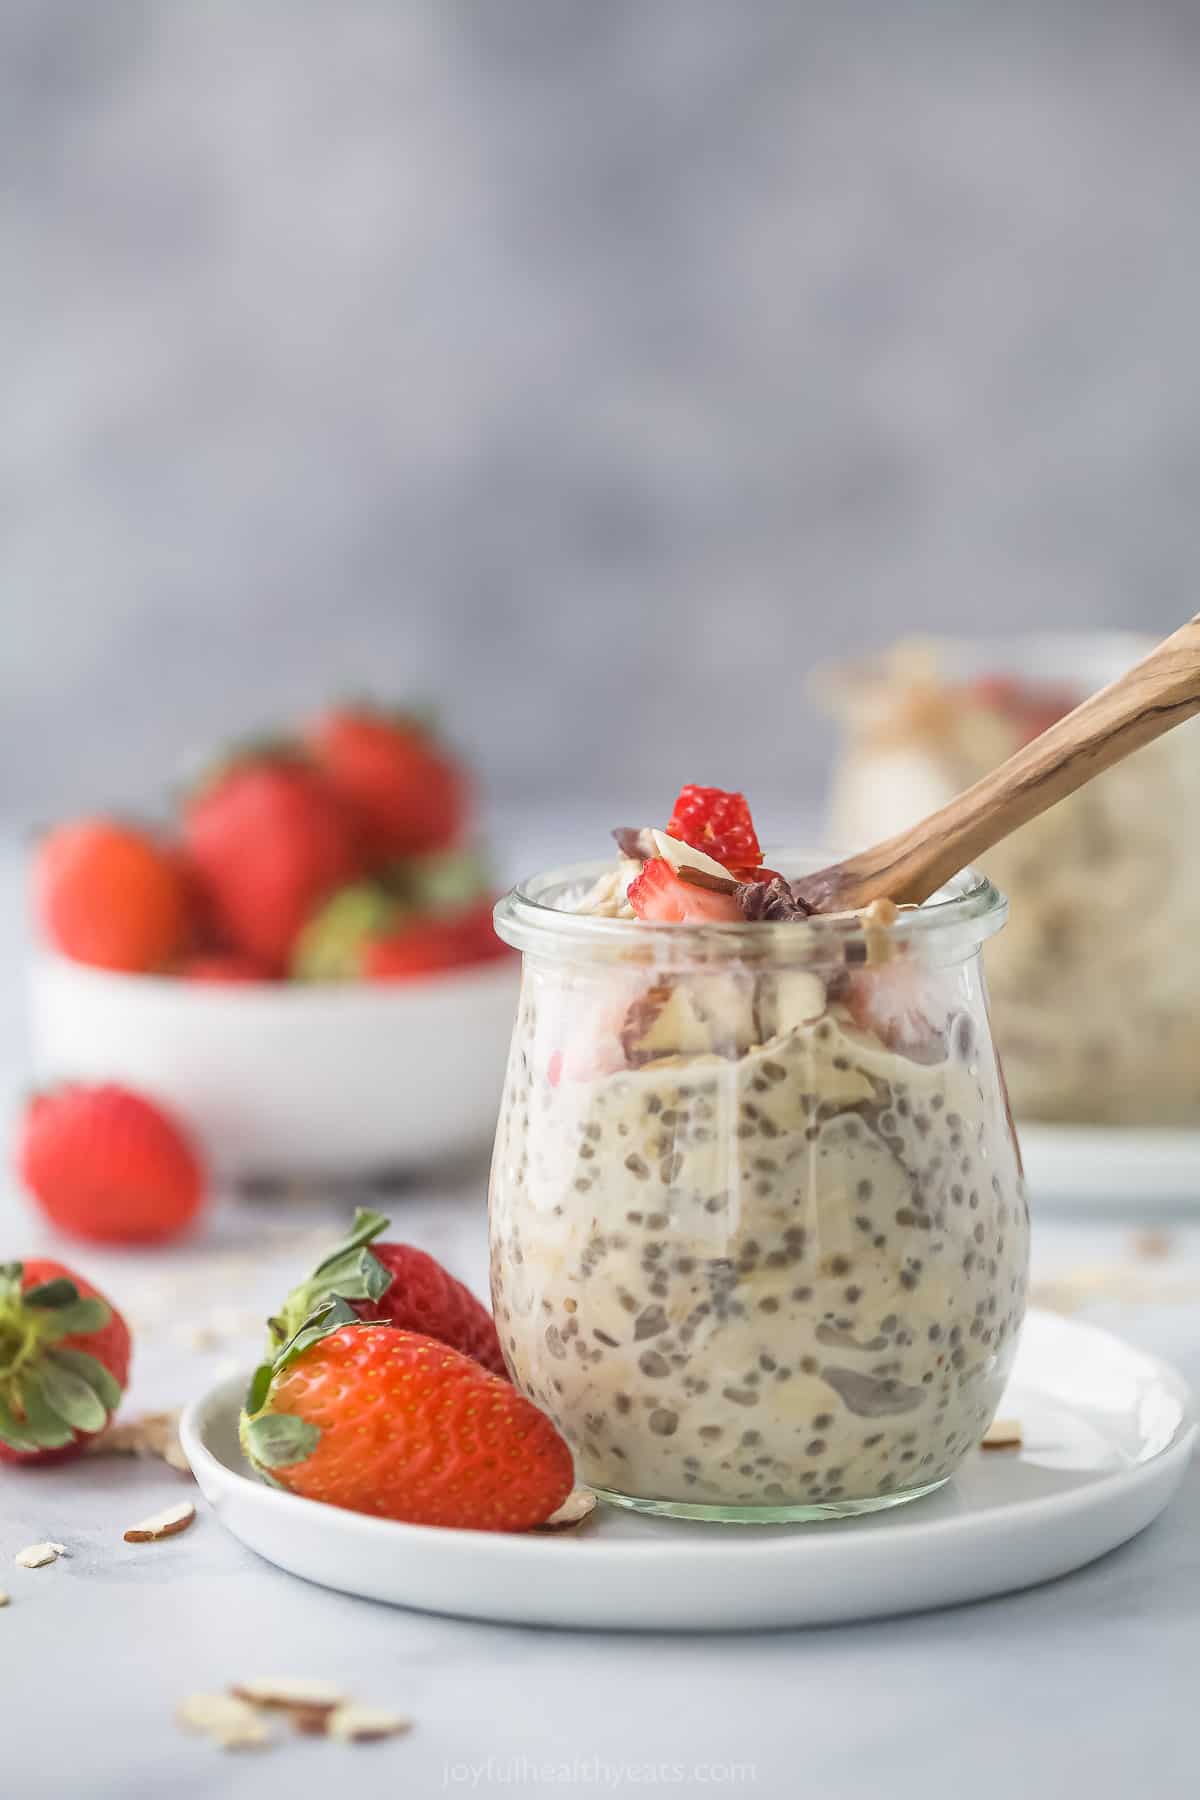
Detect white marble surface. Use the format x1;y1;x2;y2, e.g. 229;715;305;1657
2;841;1200;1799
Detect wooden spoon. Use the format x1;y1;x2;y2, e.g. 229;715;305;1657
793;616;1200;914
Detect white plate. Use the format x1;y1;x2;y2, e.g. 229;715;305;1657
181;1311;1195;1632
28;949;519;1178
1020;1122;1200;1211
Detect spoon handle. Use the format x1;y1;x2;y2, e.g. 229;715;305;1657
812;615;1200;910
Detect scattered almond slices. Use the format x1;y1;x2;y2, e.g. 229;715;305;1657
86;1408;192;1475
980;1418;1023;1451
232;1677;344;1715
325;1704;413;1743
14;1542;65;1569
176;1680;414;1752
124;1501;196;1543
531;1487;598;1533
177;1693;271;1751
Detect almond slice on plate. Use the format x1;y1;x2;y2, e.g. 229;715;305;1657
325;1704;412;1743
124;1501;196;1543
980;1418;1023;1450
232;1677;345;1714
531;1488;598;1532
177;1693;271;1751
0;1589;10;1607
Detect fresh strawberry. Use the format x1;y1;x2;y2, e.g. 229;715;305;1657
182;751;362;972
844;958;951;1063
627;858;742;924
437;897;510;965
179;951;274;983
361;912;489;981
307;705;470;861
291;881;403;980
240;1309;574;1530
0;1260;131;1465
266;1209;507;1376
730;864;784;885
34;819;192;973
665;785;762;871
17;1084;206;1245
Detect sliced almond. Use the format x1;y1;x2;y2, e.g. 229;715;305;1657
981;1418;1023;1451
291;1707;337;1736
232;1677;345;1714
531;1488;598;1532
0;1589;10;1607
14;1543;61;1569
325;1704;412;1743
177;1693;271;1750
124;1501;196;1543
651;829;733;882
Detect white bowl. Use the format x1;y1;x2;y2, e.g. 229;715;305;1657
27;950;520;1178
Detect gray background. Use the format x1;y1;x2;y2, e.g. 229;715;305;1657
5;0;1199;830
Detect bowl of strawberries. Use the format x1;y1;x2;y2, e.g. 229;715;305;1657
27;705;519;1178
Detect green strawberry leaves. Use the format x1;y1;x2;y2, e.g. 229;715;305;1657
246;1295;361;1418
36;1353;114;1433
242;1210;403;1482
0;1268;121;1451
20;1275;112;1338
267;1209;392;1353
242;1294;369;1475
17;1373;82;1447
391;846;490;917
242;1414;321;1469
22;1278;79;1308
310;1209;391;1275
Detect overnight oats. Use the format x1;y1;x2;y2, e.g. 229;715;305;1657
489;786;1029;1522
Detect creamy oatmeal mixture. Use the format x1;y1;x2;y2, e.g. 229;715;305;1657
491;827;1028;1511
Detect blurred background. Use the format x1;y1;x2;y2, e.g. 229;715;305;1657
5;0;1200;832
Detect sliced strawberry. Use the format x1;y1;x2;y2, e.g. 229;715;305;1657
627;858;742;924
730;864;784;885
844;959;951;1064
665;786;762;870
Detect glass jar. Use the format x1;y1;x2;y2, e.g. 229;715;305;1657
489;855;1029;1523
821;633;1200;1126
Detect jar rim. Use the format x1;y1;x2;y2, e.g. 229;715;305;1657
495;848;1008;964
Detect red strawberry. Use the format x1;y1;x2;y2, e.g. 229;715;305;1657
844;959;951;1063
0;1260;131;1465
307;706;470;861
34;819;192;973
183;751;362;972
361;902;507;980
240;1313;574;1531
179;951;274;983
17;1084;206;1245
627;858;742;923
267;1209;507;1376
665;785;762;871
